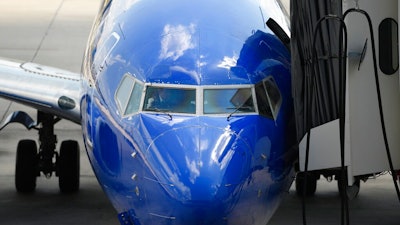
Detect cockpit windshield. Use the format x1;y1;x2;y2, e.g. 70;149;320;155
203;88;255;114
143;87;196;114
116;74;281;118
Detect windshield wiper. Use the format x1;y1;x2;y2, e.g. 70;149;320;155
226;106;252;121
146;107;173;120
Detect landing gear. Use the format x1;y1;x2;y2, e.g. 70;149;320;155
15;140;38;193
14;111;80;193
58;140;80;193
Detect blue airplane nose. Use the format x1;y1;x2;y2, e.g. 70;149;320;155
117;115;282;224
145;124;251;205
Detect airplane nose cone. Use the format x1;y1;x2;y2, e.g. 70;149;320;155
146;125;251;204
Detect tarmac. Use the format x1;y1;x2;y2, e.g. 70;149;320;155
0;0;399;225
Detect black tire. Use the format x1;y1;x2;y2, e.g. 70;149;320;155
58;140;80;193
295;172;318;196
15;139;38;193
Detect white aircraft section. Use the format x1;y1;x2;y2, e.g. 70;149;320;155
0;58;81;123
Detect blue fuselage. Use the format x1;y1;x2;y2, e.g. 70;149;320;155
80;0;296;224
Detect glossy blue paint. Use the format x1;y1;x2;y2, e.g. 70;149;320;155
80;0;296;224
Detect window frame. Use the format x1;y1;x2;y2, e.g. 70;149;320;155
142;85;197;114
115;79;284;118
255;76;282;120
115;73;144;117
202;86;256;115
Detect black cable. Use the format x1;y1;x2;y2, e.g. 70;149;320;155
303;15;349;225
337;16;349;225
343;8;400;203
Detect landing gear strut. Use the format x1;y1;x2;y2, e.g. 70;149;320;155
14;111;80;193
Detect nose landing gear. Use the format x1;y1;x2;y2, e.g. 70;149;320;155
13;111;80;193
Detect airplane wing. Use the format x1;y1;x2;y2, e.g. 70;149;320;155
0;57;81;124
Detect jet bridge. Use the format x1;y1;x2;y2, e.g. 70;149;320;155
292;0;400;194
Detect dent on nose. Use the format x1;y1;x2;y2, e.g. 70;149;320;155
145;126;250;203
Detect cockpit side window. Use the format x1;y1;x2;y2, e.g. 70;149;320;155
255;76;282;120
125;82;144;115
115;74;144;116
255;82;273;118
143;86;196;114
264;77;282;115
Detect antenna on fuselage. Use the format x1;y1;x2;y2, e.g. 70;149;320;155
266;18;290;52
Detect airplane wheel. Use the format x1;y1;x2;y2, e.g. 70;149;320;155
295;172;317;196
58;140;80;193
15;140;38;193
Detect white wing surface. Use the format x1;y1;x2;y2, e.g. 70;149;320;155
0;58;81;124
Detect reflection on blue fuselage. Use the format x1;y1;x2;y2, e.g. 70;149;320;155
81;0;295;224
85;109;294;225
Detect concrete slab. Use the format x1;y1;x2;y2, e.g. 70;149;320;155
0;1;399;225
270;175;400;225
